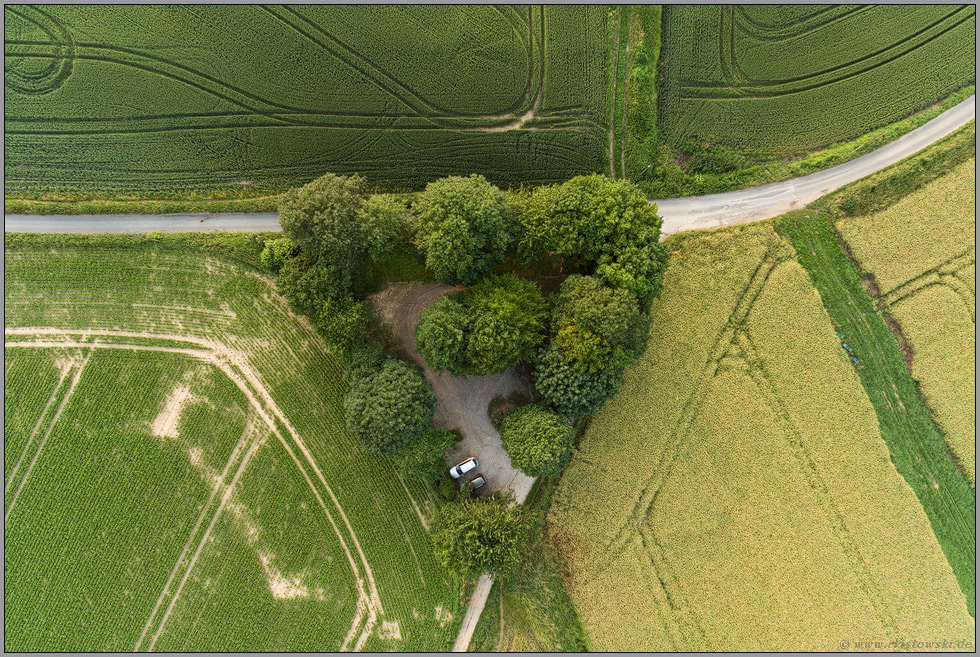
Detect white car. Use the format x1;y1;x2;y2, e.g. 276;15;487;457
449;457;478;479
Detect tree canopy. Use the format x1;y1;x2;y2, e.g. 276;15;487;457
430;495;537;580
464;274;547;375
532;345;625;418
515;174;669;304
343;358;436;455
391;429;460;487
359;193;410;263
415;297;471;375
549;275;648;373
413;174;513;285
278;172;367;279
500;404;574;477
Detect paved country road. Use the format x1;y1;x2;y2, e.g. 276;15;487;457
4;95;974;237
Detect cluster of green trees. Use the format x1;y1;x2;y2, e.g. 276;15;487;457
415;274;547;376
269;170;668;579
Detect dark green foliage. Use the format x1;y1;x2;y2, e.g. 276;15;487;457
532;346;625;418
391;429;460;488
430;494;537;580
359;194;411;263
500;405;574;477
415;274;547;376
278;172;367;276
517;174;668;303
438;479;457;502
343;358;436;455
259;237;298;273
415;297;472;375
413;174;514;285
464;274;548;375
775;210;975;616
310;296;370;359
550;275;648;373
275;254;352;315
343;341;387;385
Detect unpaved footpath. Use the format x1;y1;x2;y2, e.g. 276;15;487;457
5;95;974;238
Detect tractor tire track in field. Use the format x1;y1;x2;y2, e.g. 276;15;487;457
141;420;266;652
3;345;92;524
880;248;976;321
134;416;260;651
581;245;791;647
3;358;72;496
4;328;385;651
738;329;899;638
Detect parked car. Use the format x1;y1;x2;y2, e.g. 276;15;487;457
468;474;487;490
449;457;478;479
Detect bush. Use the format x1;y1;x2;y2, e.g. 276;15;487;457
311;296;370;358
259;237;298;272
500;404;574;477
438;479;457;501
413;174;514;284
532;345;625;418
839;195;861;216
392;429;460;487
275;254;352;315
415;297;472;375
430;494;537;580
360;193;410;263
344;358;436;455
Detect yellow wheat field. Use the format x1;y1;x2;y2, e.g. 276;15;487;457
839;160;975;485
548;223;973;651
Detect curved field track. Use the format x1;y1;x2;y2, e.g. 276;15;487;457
660;4;976;154
4;5;607;193
3;247;461;651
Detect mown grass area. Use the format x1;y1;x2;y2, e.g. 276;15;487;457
547;222;973;650
5;5;606;198
837;160;975;485
4;245;463;650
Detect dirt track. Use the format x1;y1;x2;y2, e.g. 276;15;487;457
370;283;536;501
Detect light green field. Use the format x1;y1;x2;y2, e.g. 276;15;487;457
4;247;460;651
659;5;976;154
548;224;973;650
838;160;976;486
4;5;606;195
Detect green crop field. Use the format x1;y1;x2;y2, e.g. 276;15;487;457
4;5;606;195
838;160;976;486
3;245;461;651
547;224;974;651
659;5;976;155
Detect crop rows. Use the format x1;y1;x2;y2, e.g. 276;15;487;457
4;5;607;195
837;160;976;486
547;224;973;650
659;4;976;154
4;245;459;650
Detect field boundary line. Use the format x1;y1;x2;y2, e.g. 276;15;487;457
4;345;92;524
134;416;259;651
